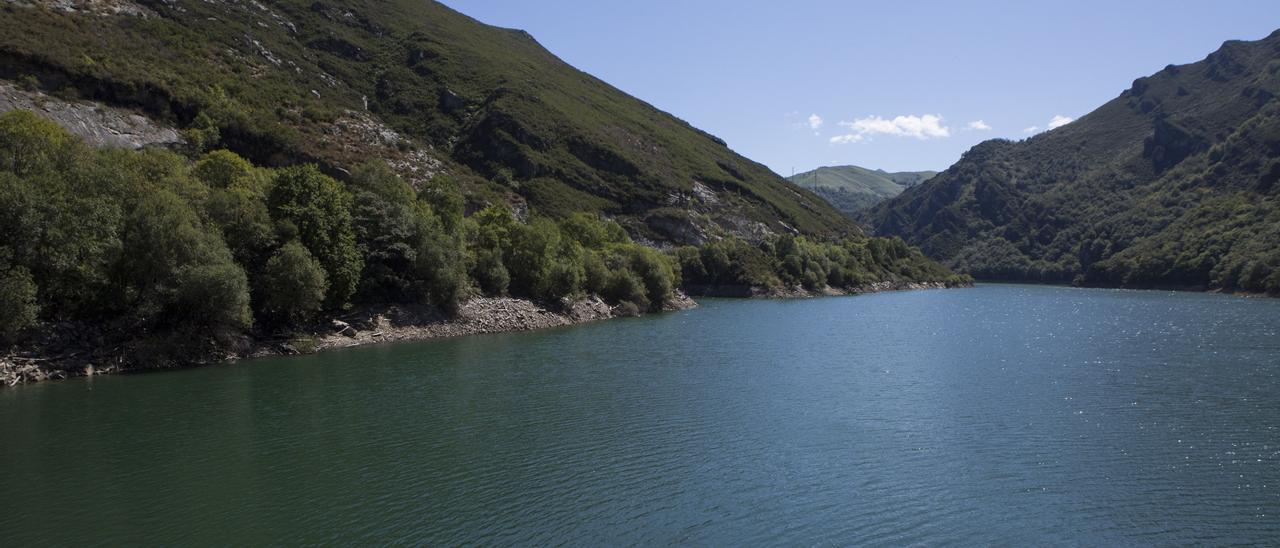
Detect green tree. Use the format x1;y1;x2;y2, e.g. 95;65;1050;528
192;149;256;189
0;110;77;176
267;165;362;309
115;190;248;333
172;262;251;333
257;241;328;326
0;267;39;343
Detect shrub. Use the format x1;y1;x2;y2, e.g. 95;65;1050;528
471;248;509;296
0;267;39;343
627;246;674;310
0;110;77;176
268;165;362;309
258;242;328;326
605;268;648;310
172;262;252;332
192;149;255;189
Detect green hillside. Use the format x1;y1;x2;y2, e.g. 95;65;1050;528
0;0;856;244
788;165;936;215
867;29;1280;294
0;1;965;370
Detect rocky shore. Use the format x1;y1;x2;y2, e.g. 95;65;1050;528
1;293;698;387
252;293;697;358
1;282;964;387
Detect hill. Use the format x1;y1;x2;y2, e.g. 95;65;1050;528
0;1;965;378
866;30;1280;294
0;0;856;244
788;165;936;215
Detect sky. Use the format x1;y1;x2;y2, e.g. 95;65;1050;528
442;1;1279;175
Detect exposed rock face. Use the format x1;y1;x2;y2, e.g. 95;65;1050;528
0;81;182;148
1;0;154;17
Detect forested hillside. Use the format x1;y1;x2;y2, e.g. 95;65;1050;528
867;30;1280;293
0;110;964;369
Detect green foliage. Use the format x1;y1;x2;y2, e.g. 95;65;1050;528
206;184;277;270
0;109;963;370
115;190;249;333
0;110;76;176
257;241;328;326
192;149;256;189
470;247;510;296
677;234;967;294
626;246;676;310
172;262;252;333
268;165;362;309
0;267;39;343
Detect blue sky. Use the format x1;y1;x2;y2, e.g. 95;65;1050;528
443;1;1279;174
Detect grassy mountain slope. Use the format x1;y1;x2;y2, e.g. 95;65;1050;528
788;165;936;215
866;30;1280;293
0;0;856;244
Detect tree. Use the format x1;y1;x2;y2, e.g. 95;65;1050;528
0;267;38;343
627;246;675;310
0;110;77;177
267;165;362;309
257;242;328;326
206;186;276;270
115;190;248;332
471;247;509;296
192;149;256;189
172;262;252;333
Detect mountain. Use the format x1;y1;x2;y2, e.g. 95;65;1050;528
787;165;936;215
0;0;855;245
866;30;1280;294
0;0;965;375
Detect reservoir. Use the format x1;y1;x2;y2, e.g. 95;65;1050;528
3;284;1278;544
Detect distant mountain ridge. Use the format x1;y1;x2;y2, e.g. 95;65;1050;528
865;29;1280;294
787;165;937;216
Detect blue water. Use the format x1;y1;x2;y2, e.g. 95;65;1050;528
2;284;1279;544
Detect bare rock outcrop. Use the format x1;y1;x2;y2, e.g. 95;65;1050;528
0;81;182;149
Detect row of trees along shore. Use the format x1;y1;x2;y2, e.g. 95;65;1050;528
0;110;965;363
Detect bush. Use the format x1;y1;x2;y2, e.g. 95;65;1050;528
0;110;77;176
268;165;362;309
412;225;466;312
605;268;648;310
206;186;276;269
192;149;255;189
172;262;252;332
627;246;674;310
583;250;610;295
471;248;509;296
0;267;39;343
257;242;328;326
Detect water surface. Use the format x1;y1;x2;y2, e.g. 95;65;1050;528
3;285;1279;544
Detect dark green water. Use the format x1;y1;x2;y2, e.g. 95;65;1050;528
3;284;1280;545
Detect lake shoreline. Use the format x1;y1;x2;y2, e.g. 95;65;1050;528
1;280;967;387
973;278;1277;298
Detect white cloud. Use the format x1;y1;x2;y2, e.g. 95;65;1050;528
1047;114;1074;129
1023;115;1075;136
807;114;824;131
829;134;864;144
829;114;951;144
967;120;992;131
